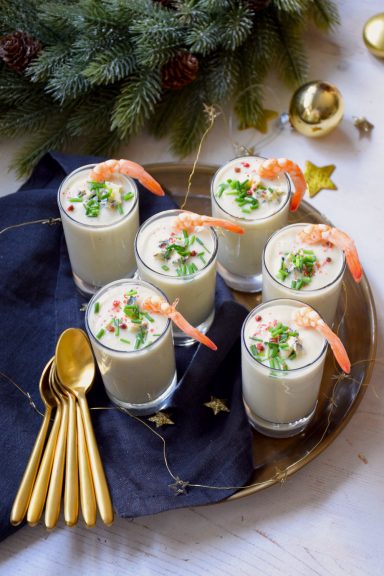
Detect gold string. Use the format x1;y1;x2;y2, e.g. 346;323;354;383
180;104;220;210
0;217;61;236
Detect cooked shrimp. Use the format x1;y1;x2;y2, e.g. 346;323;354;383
140;296;217;351
173;211;244;235
293;306;351;373
298;224;362;283
89;159;165;196
258;158;306;212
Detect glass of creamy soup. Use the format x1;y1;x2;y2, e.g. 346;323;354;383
85;279;177;415
262;223;346;326
211;156;291;292
135;209;218;346
241;298;327;437
58;164;139;296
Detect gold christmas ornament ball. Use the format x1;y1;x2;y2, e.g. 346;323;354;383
363;13;384;58
289;81;344;138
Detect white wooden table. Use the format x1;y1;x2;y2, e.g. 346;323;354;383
1;1;383;574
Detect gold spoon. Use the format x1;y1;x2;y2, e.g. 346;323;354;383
56;328;114;525
76;403;96;527
44;365;69;529
54;368;79;527
10;358;56;526
27;362;62;526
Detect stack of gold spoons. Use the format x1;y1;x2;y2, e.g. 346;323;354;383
10;328;114;529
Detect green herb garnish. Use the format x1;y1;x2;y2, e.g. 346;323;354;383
277;249;317;290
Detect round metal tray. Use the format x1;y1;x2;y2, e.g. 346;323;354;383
145;162;377;499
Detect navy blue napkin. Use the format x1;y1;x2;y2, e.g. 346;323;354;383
0;153;253;542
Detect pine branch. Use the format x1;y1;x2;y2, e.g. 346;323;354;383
169;79;209;157
0;66;45;106
83;47;136;86
204;51;240;104
218;3;254;50
46;60;92;103
0;97;56;136
66;89;118;136
111;72;162;138
309;0;340;30
270;11;309;86
271;0;308;14
9;112;73;177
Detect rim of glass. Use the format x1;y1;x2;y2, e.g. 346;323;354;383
58;163;138;229
241;298;328;373
262;222;346;293
135;209;218;279
85;278;171;354
210;155;291;222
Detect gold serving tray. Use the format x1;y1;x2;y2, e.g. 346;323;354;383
145;162;377;499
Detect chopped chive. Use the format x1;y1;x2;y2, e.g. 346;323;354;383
196;237;211;253
69;197;83;202
123;192;134;201
120;338;131;344
143;311;155;323
114;318;120;336
161;264;170;272
94;302;100;313
96;328;105;339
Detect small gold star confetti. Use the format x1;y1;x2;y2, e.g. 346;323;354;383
239;109;279;134
148;412;175;428
304;161;337;198
204;397;230;416
353;116;374;137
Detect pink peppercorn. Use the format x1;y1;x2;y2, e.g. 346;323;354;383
255;315;262;321
120;323;127;329
242;162;250;168
234;167;241;173
107;325;115;333
256;343;264;352
190;250;197;256
67;205;74;212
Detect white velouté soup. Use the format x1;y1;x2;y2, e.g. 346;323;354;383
86;280;176;413
241;299;327;436
58;164;139;293
135;210;217;332
211;156;291;291
262;223;345;326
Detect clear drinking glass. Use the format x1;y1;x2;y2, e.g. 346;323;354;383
85;279;177;415
262;223;346;326
135;209;218;346
58;164;139;297
241;298;328;438
210;156;291;293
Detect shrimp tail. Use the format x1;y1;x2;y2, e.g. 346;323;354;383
289;176;306;212
118;160;165;196
345;246;363;283
318;323;351;374
202;216;245;235
170;311;217;351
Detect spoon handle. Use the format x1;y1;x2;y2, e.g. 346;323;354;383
45;399;69;529
10;408;52;526
78;394;114;525
27;405;62;525
64;393;79;526
76;404;96;527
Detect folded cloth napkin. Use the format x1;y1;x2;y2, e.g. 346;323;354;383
0;153;254;542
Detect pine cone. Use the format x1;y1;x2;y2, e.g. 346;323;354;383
162;51;199;91
247;0;270;11
0;31;41;73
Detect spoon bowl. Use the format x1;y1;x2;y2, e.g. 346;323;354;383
56;328;95;396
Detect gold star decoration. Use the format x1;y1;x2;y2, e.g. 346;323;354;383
353;116;374;137
239;109;279;134
148;411;175;428
204;397;230;416
304;161;337;198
